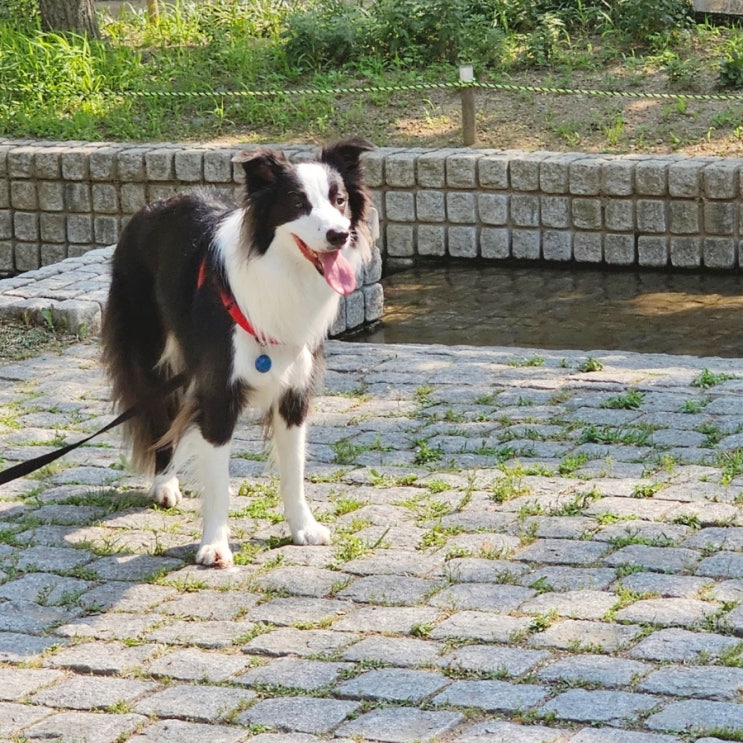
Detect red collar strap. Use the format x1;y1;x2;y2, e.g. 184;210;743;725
197;257;280;345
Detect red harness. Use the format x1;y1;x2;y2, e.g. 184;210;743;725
197;257;279;345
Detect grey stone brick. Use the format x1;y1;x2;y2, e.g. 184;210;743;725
447;152;479;188
511;194;539;226
65;182;91;212
704;201;735;235
645;699;743;735
34;147;63;179
476;192;508;225
243;626;358;657
385;191;415;222
438;645;550;678
540;156;573;193
0;180;7;209
0;241;14;272
529;619;643;652
510;155;541;191
602;159;634;196
237;658;351;692
538;689;658;725
337;707;463;743
145;148;175;181
570;729;677;743
61;149;91;180
605;199;634;231
512;229;540;259
629;627;740;662
361;149;384;187
417;151;447;188
604;233;635;265
574;231;603;262
669;160;702;197
118;148;147;181
29;675;157;710
146;647;253;682
174;149;204;182
447;192;476;223
14;212;38;241
344;635;441;667
67;215;93;244
0;210;9;237
52;299;101;334
480;227;510;259
40;213;67;243
239;696;359;734
13;243;40;271
478;153;510;189
339;668;449;702
515;538;608;565
92;184;118;214
669;201;699;233
203;149;234;183
636;199;667;232
542;230;572;261
431;611;531;643
572;198;602;230
134;684;256;723
704;160;740;199
11;181;37;210
386;224;415;257
456;721;565;743
336;574;439;605
540;196;570;228
635;159;668;195
435;679;548;712
126;718;243;743
23;711;147;743
698;551;743;578
570;158;603;195
614;597;717;627
8;146;34;178
386;152;417;187
416;190;445;222
703;237;736;269
638;236;668;267
120;183;146;213
431;583;534;612
94;216;119;245
418;224;446;256
45;640;160;676
0;667;65;701
638;665;743;700
89;146;120;181
37;181;64;212
670;236;701;267
537;654;649;689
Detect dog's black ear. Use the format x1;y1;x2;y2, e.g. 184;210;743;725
321;139;374;175
232;149;289;193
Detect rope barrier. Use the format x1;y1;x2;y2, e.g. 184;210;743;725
7;79;743;102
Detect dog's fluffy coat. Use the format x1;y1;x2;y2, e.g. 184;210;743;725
102;140;373;567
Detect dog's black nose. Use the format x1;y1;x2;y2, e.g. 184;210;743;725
326;229;349;247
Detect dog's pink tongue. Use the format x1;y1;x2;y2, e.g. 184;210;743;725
319;250;356;295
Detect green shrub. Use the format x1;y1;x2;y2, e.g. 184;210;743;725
610;0;693;44
719;32;743;88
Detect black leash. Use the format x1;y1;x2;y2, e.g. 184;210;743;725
0;373;187;487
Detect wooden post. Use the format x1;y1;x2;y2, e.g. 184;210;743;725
459;65;476;147
147;0;160;23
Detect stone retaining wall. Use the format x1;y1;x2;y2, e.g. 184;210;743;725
2;139;743;278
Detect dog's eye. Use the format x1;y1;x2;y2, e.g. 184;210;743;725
335;195;346;207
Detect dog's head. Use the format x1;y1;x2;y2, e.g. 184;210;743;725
232;139;374;296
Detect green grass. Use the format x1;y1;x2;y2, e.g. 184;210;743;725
0;0;737;149
601;389;644;410
691;368;737;389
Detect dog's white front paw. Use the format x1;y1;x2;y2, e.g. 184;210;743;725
150;476;182;508
290;519;332;546
195;542;234;568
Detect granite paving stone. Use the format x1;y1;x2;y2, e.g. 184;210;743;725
4;293;743;741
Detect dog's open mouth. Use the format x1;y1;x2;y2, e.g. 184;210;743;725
292;234;356;296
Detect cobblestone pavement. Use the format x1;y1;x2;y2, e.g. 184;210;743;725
5;334;743;742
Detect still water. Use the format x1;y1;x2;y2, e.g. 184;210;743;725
348;264;743;358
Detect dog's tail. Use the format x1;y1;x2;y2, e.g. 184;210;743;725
101;225;183;475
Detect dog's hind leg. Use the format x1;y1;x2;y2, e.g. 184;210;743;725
272;399;331;546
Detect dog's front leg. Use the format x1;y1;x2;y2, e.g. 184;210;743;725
272;405;331;545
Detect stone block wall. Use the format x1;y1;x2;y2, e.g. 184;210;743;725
3;139;743;280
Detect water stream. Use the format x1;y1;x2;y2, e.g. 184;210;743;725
347;264;743;358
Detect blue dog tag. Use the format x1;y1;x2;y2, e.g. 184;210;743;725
255;354;272;373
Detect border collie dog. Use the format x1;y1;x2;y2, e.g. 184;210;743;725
102;139;374;567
